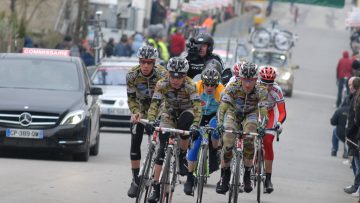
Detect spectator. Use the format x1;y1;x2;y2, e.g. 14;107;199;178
114;34;132;57
345;77;360;196
336;50;353;107
202;14;214;34
24;36;33;48
150;0;166;25
131;33;145;57
353;52;360;77
80;40;95;66
104;38;115;57
55;35;80;56
157;34;169;62
169;28;185;57
330;95;350;158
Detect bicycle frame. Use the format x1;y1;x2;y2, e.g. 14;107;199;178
226;130;254;203
156;127;190;203
136;121;159;203
252;128;278;203
194;126;212;203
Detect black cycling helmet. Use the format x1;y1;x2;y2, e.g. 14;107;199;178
137;45;158;59
167;57;189;77
204;59;223;75
239;62;258;79
201;68;221;86
194;33;214;54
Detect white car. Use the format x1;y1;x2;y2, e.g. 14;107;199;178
91;57;138;128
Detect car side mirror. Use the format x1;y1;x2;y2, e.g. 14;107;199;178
90;87;103;95
292;65;299;70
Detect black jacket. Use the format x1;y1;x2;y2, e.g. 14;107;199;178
346;93;360;155
184;52;224;79
330;105;349;142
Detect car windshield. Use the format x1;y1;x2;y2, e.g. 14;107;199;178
252;51;288;67
0;58;80;91
92;67;128;85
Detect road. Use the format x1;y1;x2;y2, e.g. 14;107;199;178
0;2;357;203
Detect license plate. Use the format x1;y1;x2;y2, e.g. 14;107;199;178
6;128;44;139
101;108;130;115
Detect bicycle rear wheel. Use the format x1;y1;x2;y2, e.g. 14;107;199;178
196;146;208;203
136;144;155;203
160;147;172;203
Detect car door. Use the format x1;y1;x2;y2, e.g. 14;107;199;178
82;63;100;144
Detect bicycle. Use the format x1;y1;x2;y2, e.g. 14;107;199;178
192;124;215;203
135;119;159;203
145;122;190;203
252;128;279;203
249;21;297;51
224;129;257;203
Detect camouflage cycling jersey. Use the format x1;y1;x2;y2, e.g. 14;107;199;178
147;77;202;126
218;80;268;125
126;64;166;116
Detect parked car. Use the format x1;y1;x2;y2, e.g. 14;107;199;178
0;49;102;161
91;57;138;128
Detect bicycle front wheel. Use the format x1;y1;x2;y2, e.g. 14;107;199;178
196;146;208;203
136;143;155;203
160;147;172;203
256;149;264;203
228;152;241;203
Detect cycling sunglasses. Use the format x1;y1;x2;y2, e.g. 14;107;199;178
139;59;155;65
204;82;217;87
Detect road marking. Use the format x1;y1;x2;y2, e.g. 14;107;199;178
294;90;336;99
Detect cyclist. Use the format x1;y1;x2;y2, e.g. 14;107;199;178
182;33;224;78
216;61;268;194
126;45;167;198
146;57;202;203
183;62;225;195
259;65;287;193
226;60;247;86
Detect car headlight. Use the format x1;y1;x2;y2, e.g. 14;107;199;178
60;110;85;125
281;72;291;80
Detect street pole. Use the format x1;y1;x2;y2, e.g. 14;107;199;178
94;11;103;65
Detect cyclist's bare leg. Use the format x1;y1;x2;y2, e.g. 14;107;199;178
179;139;190;152
212;139;219;149
153;164;162;182
265;160;273;173
188;161;197;172
131;160;140;169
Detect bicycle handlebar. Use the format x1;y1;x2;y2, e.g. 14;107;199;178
224;127;279;140
139;119;191;135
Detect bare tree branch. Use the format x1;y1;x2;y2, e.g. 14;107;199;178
26;0;47;24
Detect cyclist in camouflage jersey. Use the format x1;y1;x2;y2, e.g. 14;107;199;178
126;45;166;198
216;61;268;195
146;57;202;203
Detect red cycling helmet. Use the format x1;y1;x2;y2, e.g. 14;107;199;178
259;66;277;84
232;61;246;77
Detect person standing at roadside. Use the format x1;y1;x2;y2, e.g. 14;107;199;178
336;50;353;107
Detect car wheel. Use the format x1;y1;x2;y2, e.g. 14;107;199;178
90;130;100;156
73;143;90;161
